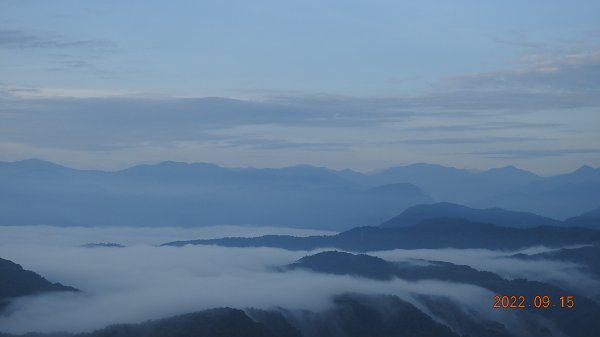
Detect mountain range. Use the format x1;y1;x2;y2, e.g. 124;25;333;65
162;217;600;251
0;159;431;230
344;163;600;219
1;159;599;229
5;251;596;337
282;251;600;337
511;245;600;279
0;295;459;337
380;202;563;228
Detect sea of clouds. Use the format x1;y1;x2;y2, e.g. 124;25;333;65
0;225;596;334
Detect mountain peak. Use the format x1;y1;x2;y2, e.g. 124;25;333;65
482;165;538;178
0;159;70;172
380;202;560;228
575;165;595;173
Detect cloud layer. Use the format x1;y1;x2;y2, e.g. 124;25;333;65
0;226;597;334
1;47;599;173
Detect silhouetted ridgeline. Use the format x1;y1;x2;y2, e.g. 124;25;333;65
565;206;600;227
4;252;598;337
0;296;459;337
2;159;600;229
0;159;431;230
511;245;600;279
0;258;78;312
281;251;600;337
162;218;600;251
380;202;563;228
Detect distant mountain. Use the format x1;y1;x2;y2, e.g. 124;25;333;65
344;163;600;219
0;159;432;230
476;166;600;219
2;159;599;227
284;251;506;285
380;202;562;228
284;251;398;280
0;257;78;311
162;218;600;251
282;251;600;337
366;182;426;197
538;165;600;187
511;245;600;279
565;206;600;227
339;163;540;204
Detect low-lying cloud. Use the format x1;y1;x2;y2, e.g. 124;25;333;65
0;226;596;335
371;247;600;295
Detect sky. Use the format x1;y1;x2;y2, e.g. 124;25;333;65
1;1;599;174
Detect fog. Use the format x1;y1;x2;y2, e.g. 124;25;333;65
371;247;600;295
0;226;595;335
0;225;336;247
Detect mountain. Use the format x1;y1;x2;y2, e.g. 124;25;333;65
162;218;600;251
271;294;459;337
282;251;600;337
284;251;398;280
539;165;600;187
2;159;599;227
476;166;600;219
284;251;507;285
344;163;600;220
0;257;78;311
511;245;600;279
0;296;459;337
341;163;540;204
565;206;600;227
0;159;431;230
380;202;562;228
83;308;294;337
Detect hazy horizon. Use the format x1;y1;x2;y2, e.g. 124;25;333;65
3;157;598;177
1;1;599;174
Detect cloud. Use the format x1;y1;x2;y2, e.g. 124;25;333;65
467;148;600;159
0;95;413;153
0;90;569;153
436;47;600;110
370;247;600;296
0;246;490;333
395;136;543;145
0;45;598;171
0;225;336;247
0;226;582;335
219;138;351;151
488;32;546;50
403;121;565;133
0;29;115;51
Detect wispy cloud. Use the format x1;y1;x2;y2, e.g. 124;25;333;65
467;148;600;159
0;45;598;170
0;29;116;51
396;136;543;145
441;47;600;108
220;138;351;151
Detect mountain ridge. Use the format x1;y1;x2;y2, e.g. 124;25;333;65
0;257;78;312
380;202;563;228
162;218;600;251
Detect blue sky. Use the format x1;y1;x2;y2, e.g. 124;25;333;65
1;1;599;174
